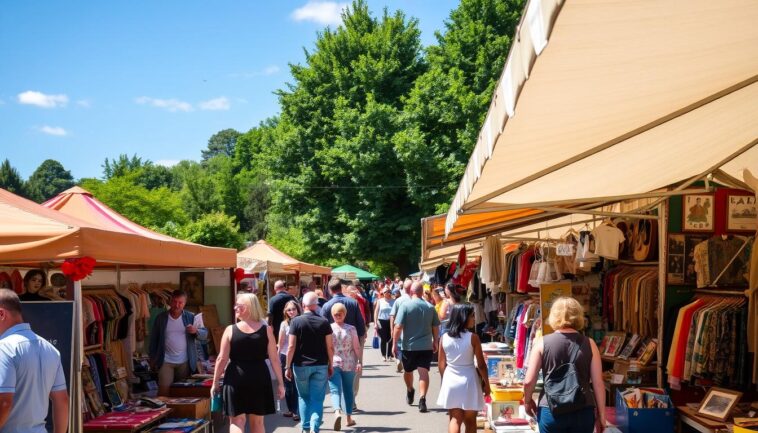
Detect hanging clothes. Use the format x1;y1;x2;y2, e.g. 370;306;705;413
602;266;658;337
480;235;504;293
591;223;626;260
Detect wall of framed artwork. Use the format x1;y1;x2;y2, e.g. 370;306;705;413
666;232;708;285
682;193;715;232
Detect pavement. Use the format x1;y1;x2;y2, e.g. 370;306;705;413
257;323;450;433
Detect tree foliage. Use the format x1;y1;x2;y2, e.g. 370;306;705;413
202;128;241;162
0;159;28;197
180;212;244;249
26;159;75;202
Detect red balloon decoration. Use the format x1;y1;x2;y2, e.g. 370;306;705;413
234;268;245;283
61;256;96;282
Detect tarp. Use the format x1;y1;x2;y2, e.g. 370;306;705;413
445;0;758;236
0;187;236;268
331;265;379;281
237;240;331;275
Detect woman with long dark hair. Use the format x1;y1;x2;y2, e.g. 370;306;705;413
373;286;395;361
438;283;463;336
437;303;490;433
278;300;302;421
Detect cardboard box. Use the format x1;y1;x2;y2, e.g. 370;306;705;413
158;397;210;419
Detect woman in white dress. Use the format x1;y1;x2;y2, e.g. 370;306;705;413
437;303;491;433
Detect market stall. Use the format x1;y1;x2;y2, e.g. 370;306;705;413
237;239;331;308
0;187;236;432
331;264;380;282
422;0;758;431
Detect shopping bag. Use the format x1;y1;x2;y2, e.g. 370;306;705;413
372;331;380;349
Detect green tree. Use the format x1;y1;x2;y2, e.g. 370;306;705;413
0;159;28;197
269;0;426;270
202;128;241;162
26;159;75;202
103;154;150;179
394;0;524;214
81;177;188;229
181;212;244;249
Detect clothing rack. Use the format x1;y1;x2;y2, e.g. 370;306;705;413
616;260;658;267
694;288;747;297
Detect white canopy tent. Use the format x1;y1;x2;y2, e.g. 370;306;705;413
445;0;758;237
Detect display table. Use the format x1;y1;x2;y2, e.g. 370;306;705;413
676;406;727;433
156;397;210;420
168;378;212;398
83;408;171;433
145;418;210;433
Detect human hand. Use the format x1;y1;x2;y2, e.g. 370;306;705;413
328;365;334;378
356;363;362;374
285;369;293;381
524;398;537;418
432;340;439;353
483;382;491;397
210;384;218;398
186;325;198;334
595;416;606;433
392;345;398;359
278;384;285;400
375;322;381;329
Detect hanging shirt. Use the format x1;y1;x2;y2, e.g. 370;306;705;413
591;224;626;260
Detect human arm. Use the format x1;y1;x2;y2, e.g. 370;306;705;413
266;325;285;399
351;327;362;373
589;339;606;432
438;300;448;320
523;337;544;418
373;301;381;329
326;333;334;378
432;325;439;353
285;334;296;381
354;303;366;338
392;323;403;358
437;342;447;378
0;393;12;430
50;389;69;433
210;325;232;397
278;325;287;350
471;333;491;397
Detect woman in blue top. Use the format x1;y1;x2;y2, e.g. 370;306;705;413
373;287;395;361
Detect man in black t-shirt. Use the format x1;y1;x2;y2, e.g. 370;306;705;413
285;292;333;433
267;280;296;337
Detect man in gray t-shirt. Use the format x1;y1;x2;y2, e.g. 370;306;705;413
392;282;439;413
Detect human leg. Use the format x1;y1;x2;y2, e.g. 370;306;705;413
248;414;265;433
228;414;246;433
537;406;570;433
462;410;478;433
157;362;177;396
567;407;595;433
378;319;391;358
341;370;356;416
328;367;344;413
418;367;430;399
293;366;312;431
448;409;464;433
309;365;329;433
175;362;190;381
281;354;299;415
353;336;365;402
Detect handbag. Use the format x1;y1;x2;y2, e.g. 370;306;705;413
543;336;591;415
210;391;223;412
372;330;380;349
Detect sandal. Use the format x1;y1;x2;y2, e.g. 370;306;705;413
283;412;294;417
293;414;301;421
347;420;357;427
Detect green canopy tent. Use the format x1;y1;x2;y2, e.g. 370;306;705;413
331;264;380;281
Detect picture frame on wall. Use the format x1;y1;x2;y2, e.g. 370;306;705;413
726;194;758;232
697;387;742;422
180;271;204;306
682;193;714;232
667;233;708;285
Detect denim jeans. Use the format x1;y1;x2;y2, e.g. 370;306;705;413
537;406;595;433
328;367;356;415
280;354;299;414
293;365;328;432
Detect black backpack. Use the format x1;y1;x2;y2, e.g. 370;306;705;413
543;335;592;415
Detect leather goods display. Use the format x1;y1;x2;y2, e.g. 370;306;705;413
632;219;658;262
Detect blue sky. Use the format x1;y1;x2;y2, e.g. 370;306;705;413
0;1;458;180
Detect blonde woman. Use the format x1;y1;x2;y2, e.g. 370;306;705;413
523;297;605;433
328;302;362;430
211;293;285;433
278;300;302;421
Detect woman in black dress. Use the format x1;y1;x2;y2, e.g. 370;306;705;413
212;293;285;433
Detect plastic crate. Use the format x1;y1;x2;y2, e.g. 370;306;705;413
615;390;674;433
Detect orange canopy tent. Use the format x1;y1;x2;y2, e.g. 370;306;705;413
237;239;331;275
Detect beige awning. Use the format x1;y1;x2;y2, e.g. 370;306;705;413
446;0;758;236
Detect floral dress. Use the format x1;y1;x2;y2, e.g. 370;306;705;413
331;323;358;371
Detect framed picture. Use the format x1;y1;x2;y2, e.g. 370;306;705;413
491;401;520;420
180;271;204;306
618;334;641;360
682;194;714;232
697;387;742;422
726;194;757;232
485;355;510;380
667;233;685;284
603;332;626;357
104;382;123;408
637;338;658;366
684;234;708;285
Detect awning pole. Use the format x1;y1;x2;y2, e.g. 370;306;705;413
72;279;82;433
526;206;659;220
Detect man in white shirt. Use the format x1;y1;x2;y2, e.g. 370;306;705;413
148;290;207;396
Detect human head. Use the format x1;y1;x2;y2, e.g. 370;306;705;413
235;292;264;321
315;289;325;299
23;269;46;294
382;286;391;298
274;280;286;292
445;282;463;303
282;299;301;325
447;303;475;338
328;278;343;294
0;289;23;334
169;289;187;315
547;297;585;330
331;302;347;323
302;292;319;311
410;281;424;298
402;278;412;295
431;288;443;303
391;289;401;298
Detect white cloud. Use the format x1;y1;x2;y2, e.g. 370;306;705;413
156;159;180;168
76;99;92;108
135;96;193;112
39;125;68;136
292;1;347;25
17;90;69;108
229;65;281;79
198;97;230;111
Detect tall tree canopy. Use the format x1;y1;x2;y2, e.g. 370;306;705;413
202;128;241;162
27;159;75;202
0;159;28;197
